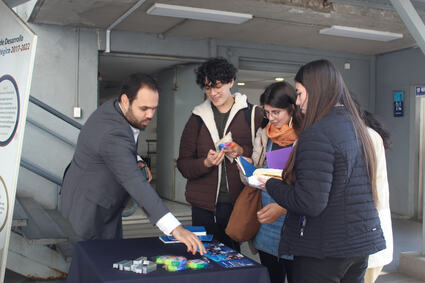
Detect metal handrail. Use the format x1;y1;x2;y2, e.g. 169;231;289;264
24;96;138;217
20;159;62;186
29;96;83;130
27;118;76;148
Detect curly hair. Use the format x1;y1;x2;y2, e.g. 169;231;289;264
195;57;237;88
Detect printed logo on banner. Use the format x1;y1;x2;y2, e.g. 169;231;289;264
0;75;19;146
0;177;9;232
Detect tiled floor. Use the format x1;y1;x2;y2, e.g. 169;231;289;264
4;209;425;282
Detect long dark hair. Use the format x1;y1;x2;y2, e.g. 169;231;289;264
259;82;302;134
283;59;378;204
352;96;392;150
362;110;392;150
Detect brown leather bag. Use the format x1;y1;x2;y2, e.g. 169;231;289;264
225;185;262;242
226;105;262;242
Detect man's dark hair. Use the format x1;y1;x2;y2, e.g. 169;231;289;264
195;57;237;88
119;73;159;104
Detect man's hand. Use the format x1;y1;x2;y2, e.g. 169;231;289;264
171;225;206;255
138;162;153;182
204;149;225;168
222;142;243;159
257;203;287;224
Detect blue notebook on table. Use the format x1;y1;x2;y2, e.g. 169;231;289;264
159;226;213;243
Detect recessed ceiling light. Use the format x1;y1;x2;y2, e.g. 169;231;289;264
275;77;284;82
237;82;246;86
146;3;253;24
319;25;403;42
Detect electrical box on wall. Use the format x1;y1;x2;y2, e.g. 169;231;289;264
393;91;404;117
73;107;82;119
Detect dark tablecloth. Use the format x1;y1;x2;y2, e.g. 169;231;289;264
66;237;270;283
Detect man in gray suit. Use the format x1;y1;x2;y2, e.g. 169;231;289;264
60;73;205;255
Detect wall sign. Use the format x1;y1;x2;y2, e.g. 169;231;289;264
416;86;425;97
393;91;404;117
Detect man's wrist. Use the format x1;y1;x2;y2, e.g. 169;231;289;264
171;224;183;236
156;212;181;235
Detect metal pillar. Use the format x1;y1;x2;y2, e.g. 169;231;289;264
391;0;425;56
105;0;147;53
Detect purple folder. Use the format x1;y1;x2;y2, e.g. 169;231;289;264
266;146;293;169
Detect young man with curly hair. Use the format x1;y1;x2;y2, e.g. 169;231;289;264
177;57;263;250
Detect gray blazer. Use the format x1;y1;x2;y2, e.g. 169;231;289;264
60;99;169;240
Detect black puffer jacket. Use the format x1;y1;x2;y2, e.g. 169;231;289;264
267;107;385;259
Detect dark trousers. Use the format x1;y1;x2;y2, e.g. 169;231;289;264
292;256;368;283
191;203;240;252
259;250;293;283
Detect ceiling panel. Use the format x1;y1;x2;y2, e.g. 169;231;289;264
26;0;425;55
98;53;194;83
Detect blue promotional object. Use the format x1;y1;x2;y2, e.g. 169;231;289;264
235;156;256;177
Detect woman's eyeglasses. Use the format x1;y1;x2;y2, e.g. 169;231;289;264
264;109;282;119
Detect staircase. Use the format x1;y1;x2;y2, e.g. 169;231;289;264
9;197;73;279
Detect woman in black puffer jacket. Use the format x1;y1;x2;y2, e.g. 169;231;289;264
259;59;386;283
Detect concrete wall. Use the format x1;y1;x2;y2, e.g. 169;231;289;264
376;47;425;217
28;24;98;122
156;68;176;200
156;64;202;202
17;24;98;209
171;64;203;203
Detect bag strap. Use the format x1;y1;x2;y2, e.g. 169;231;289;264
250;105;257;145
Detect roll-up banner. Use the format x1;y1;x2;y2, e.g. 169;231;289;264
0;0;37;280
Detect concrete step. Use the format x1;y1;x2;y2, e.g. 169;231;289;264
16;197;67;245
45;209;79;262
7;231;69;280
122;199;192;239
12;198;28;228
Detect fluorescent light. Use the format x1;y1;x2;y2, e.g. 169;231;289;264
275;77;284;82
237;82;246;86
319;25;403;41
146;3;252;24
